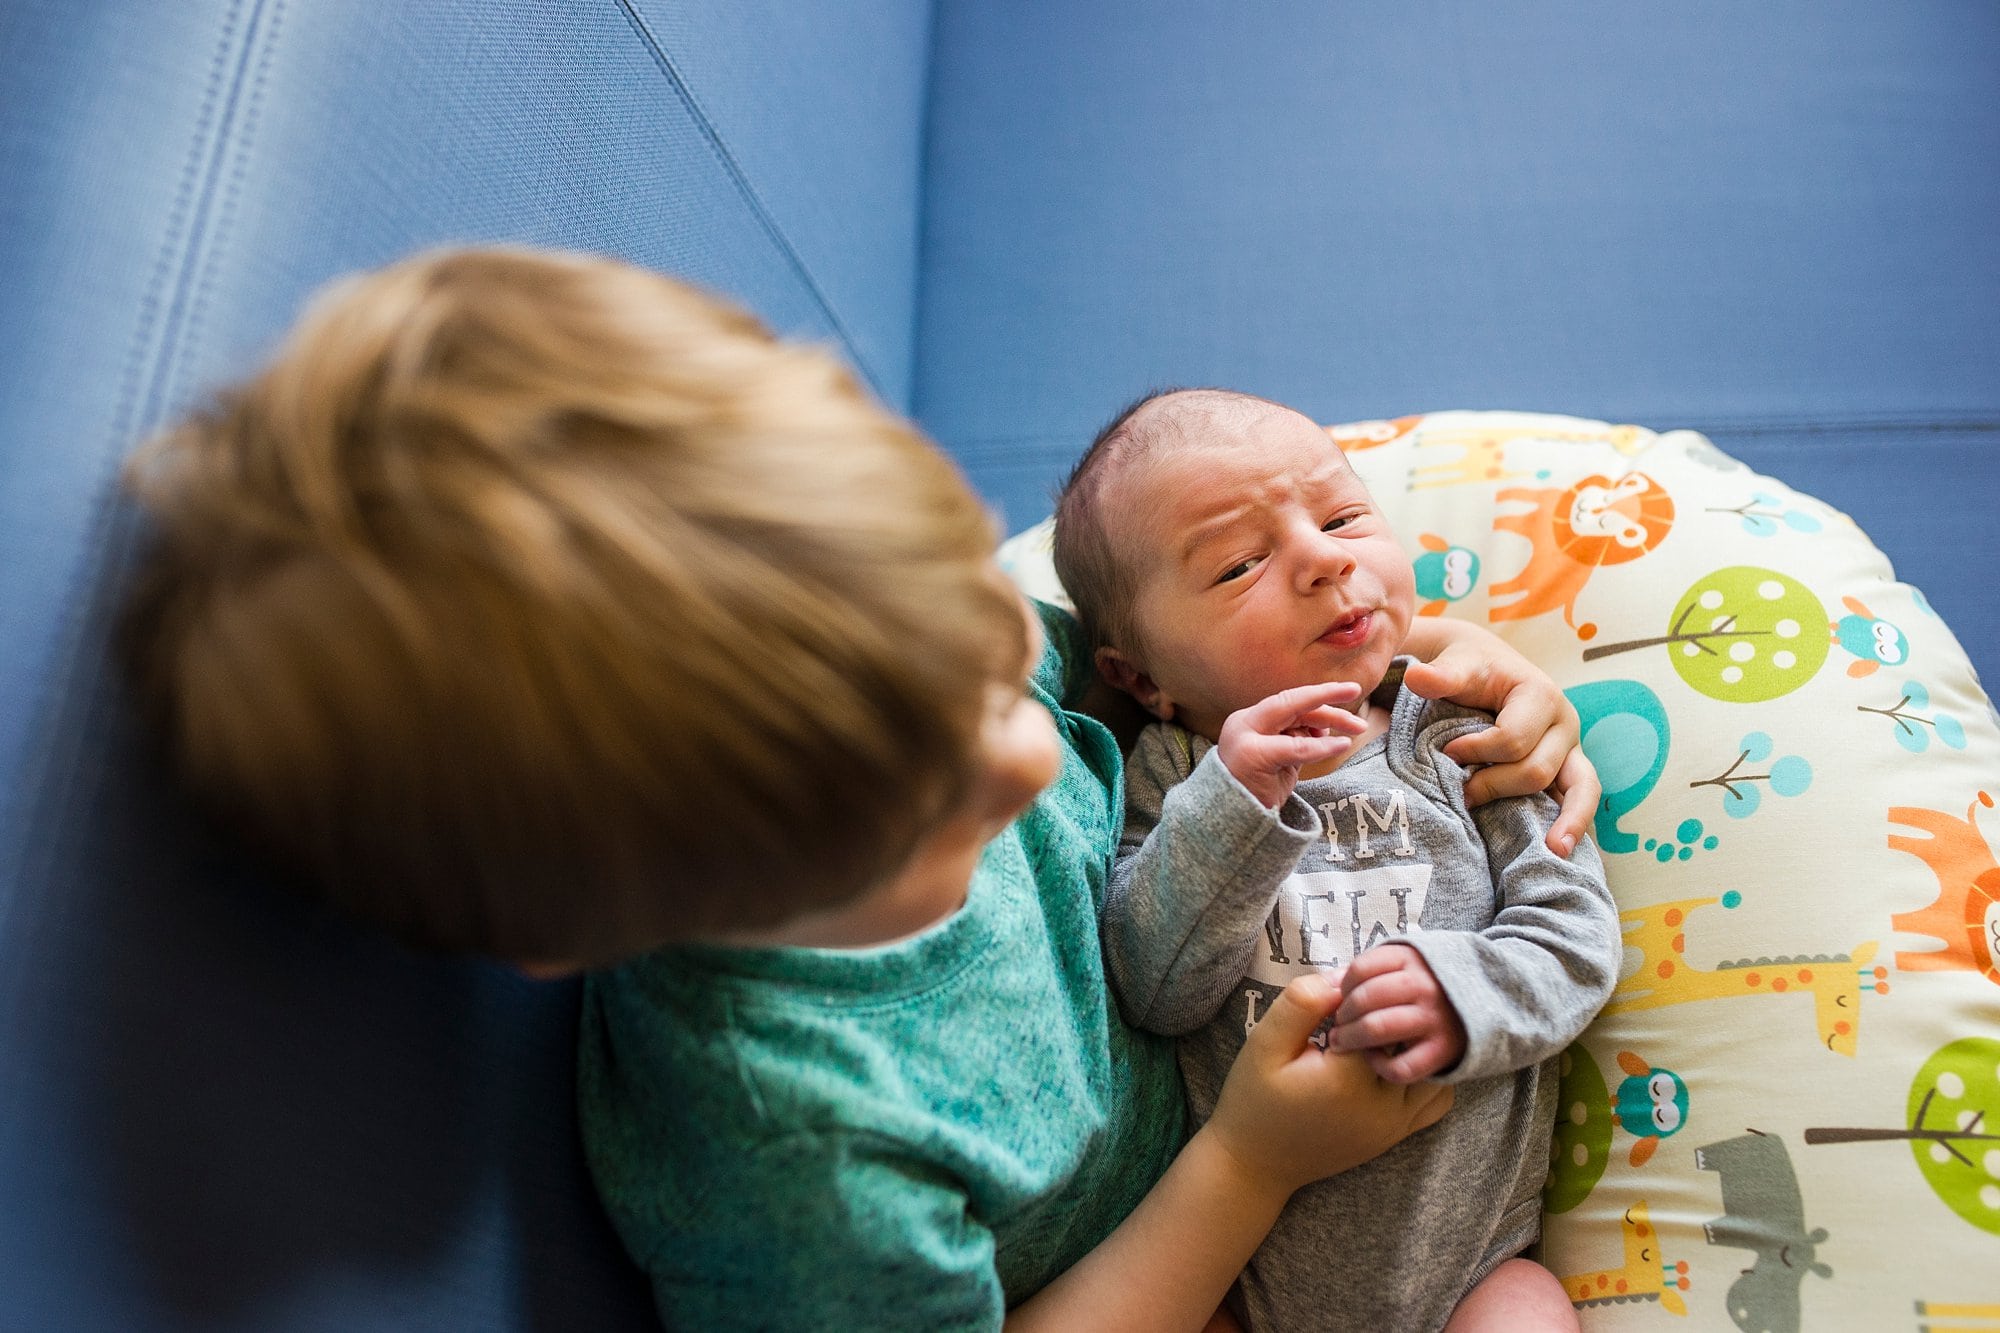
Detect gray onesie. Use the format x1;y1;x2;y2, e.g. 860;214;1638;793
1105;663;1620;1333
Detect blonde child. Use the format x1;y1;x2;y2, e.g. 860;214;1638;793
1054;388;1621;1333
121;254;1599;1330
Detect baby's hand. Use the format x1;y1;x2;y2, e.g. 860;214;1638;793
1215;682;1368;809
1207;975;1453;1193
1330;944;1467;1083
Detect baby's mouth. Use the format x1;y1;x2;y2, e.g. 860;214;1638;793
1317;611;1374;649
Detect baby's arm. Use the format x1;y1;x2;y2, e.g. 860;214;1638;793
1104;686;1362;1033
1007;975;1452;1332
1333;786;1620;1083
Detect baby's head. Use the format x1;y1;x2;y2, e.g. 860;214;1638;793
121;247;1039;967
1053;388;1414;741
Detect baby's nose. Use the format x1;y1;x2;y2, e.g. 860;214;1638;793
1299;536;1355;586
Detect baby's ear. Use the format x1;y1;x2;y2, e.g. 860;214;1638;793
1094;646;1174;721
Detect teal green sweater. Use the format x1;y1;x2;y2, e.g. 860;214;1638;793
578;603;1184;1329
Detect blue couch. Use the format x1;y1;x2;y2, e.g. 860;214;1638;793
2;3;1993;1328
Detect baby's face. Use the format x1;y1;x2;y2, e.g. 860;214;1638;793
1109;406;1414;741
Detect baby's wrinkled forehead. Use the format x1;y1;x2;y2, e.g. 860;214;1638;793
1107;393;1340;501
1120;387;1285;450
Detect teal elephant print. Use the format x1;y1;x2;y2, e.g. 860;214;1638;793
1566;679;1670;855
1695;1130;1831;1333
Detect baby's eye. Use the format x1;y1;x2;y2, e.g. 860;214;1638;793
1216;557;1261;584
1322;514;1352;532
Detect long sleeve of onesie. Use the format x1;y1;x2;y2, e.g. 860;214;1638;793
1392;763;1619;1083
1103;726;1322;1036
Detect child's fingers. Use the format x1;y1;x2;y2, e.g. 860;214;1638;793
1442;715;1535;769
1457;731;1601;858
1242;974;1342;1066
1544;748;1601;858
1397;653;1481;708
1281;1049;1454;1173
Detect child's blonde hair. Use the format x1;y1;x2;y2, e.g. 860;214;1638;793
121;247;1025;965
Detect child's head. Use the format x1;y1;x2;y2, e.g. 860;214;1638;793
121;247;1034;967
1053;388;1414;741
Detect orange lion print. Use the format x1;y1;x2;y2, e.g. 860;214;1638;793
1490;472;1675;640
1888;792;2000;987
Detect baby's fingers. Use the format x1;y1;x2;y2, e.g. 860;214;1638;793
1238;681;1364;735
1241;729;1354;769
1286;703;1371;739
1366;1034;1457;1085
1331;1001;1434;1054
1333;942;1419;999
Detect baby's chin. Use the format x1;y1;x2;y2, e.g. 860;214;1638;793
1299;641;1400;691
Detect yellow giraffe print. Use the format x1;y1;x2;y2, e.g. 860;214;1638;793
1605;895;1883;1056
1408;425;1538;490
1562;1200;1689;1316
1407;421;1653;490
1915;1300;2000;1332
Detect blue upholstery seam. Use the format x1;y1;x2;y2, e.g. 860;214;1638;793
942;414;2000;456
1695;416;2000;437
0;0;244;912
6;0;280;908
175;0;286;456
139;0;276;449
907;0;945;419
612;0;892;405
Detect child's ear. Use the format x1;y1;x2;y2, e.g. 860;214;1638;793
1094;646;1175;721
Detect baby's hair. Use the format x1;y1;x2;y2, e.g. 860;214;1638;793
1052;386;1286;656
121;247;1025;965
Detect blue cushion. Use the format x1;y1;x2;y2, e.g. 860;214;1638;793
0;1;930;1326
915;0;2000;684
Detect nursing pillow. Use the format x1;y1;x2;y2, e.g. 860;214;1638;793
1002;411;2000;1330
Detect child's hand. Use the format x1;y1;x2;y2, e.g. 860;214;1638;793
1399;621;1601;858
1215;682;1368;809
1330;944;1467;1083
1207;975;1453;1195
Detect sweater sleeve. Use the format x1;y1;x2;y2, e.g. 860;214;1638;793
1392;717;1622;1083
1102;726;1320;1036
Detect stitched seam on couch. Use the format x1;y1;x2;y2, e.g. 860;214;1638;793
612;0;891;404
4;0;286;923
943;415;2000;459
